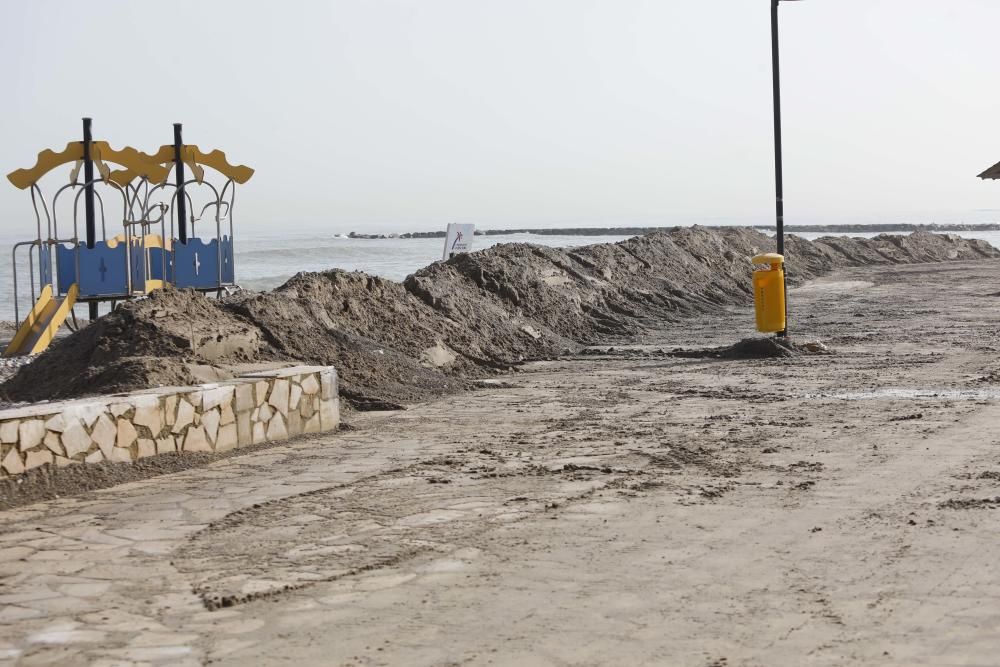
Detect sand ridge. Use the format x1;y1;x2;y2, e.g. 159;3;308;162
2;227;995;406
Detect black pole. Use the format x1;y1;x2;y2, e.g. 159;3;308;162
174;123;188;244
771;0;787;337
82;118;99;321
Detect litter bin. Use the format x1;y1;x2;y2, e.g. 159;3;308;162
752;253;785;334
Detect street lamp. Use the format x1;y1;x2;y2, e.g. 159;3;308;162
771;0;801;337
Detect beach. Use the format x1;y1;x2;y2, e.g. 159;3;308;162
2;254;1000;664
3;227;996;405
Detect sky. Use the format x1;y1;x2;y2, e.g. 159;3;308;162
1;0;999;235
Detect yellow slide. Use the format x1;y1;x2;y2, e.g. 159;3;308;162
2;283;79;357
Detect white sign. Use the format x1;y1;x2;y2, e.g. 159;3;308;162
443;223;476;260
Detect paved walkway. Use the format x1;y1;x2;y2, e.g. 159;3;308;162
4;263;1000;666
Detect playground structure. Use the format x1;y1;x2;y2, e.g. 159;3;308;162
3;118;253;357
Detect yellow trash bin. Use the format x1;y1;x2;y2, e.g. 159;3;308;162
752;253;786;334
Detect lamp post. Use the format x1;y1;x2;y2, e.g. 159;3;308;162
82;118;99;321
771;0;800;337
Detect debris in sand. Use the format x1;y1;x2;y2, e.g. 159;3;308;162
939;496;1000;510
801;340;832;355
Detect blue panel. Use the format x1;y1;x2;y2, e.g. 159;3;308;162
173;237;221;289
38;245;52;289
55;244;76;295
221;236;235;284
130;242;146;290
148;248;169;281
77;242;128;297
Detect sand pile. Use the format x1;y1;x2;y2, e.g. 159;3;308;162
2;228;996;407
3;289;261;401
668;337;813;360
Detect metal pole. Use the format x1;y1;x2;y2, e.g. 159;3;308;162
174;123;188;244
771;0;787;337
83;117;99;321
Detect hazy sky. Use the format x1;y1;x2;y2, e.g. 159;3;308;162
1;0;999;234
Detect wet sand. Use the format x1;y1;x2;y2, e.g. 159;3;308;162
2;259;1000;665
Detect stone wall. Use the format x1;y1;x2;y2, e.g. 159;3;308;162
0;366;339;477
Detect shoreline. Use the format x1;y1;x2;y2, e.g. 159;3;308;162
347;222;1000;239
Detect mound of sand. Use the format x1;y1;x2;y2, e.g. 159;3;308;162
668;337;803;360
2;228;996;407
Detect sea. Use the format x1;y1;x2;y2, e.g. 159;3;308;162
2;228;999;323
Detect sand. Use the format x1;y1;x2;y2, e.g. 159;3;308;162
2;228;996;408
5;259;1000;664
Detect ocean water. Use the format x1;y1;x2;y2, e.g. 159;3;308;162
0;231;633;322
2;227;998;323
232;232;634;293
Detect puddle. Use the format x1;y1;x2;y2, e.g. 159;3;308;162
805;388;1000;401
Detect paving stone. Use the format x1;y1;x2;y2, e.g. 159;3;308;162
165;395;178;426
266;413;288;441
0;605;45;623
133;404;163;438
321;370;335;399
236;411;252;446
43;413;67;432
235;383;254;412
1;448;24;475
109;447;133;463
216;424;238;452
19;420;46;452
0;545;34;561
203;386;235;411
287;410;303;436
59;582;112;598
110;403;132;418
172;400;195;434
269;379;290;417
79;405;104;428
24;449;54;470
202;409;221;444
26;621;107;644
84;450;104;464
104;645;194;661
61;421;92;458
290;384;303;411
116;419;139;449
301;398;315;419
42;431;64;456
252;421;266;445
301;374;321;396
220;402;236;426
183;426;212;453
258;404;273;422
156;436;176;455
81;608;170;632
304;413;321;434
255;381;268;406
54;455;74;467
91;414;117;458
137;439;157;459
0;420;18;444
320;398;339;431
